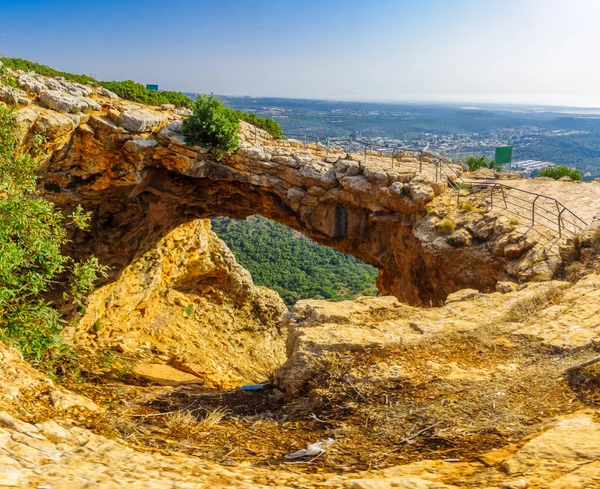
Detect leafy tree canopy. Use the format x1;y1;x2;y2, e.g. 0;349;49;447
211;216;379;307
0;104;107;363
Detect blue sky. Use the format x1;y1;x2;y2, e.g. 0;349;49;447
2;0;599;106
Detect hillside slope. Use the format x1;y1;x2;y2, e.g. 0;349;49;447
212;215;378;306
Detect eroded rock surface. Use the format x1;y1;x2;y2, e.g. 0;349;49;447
67;219;287;389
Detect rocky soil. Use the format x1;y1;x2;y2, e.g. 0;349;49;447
3;273;600;487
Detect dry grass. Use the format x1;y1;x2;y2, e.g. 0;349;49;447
461;202;474;213
437;218;456;235
503;284;566;322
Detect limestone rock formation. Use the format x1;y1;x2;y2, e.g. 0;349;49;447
275;279;573;396
68;219;287;389
0;69;580;304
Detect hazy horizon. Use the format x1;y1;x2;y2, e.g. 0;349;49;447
3;0;600;109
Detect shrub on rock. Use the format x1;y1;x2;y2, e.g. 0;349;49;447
182;94;240;158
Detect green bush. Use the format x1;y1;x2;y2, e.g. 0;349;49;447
463;155;502;172
99;80;193;108
538;166;582;181
182;95;240;157
233;110;284;139
0;105;108;363
1;57;98;86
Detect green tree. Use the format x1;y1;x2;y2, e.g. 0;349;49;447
183;95;240;157
0;105;107;362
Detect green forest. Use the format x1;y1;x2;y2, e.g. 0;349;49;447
211;216;379;307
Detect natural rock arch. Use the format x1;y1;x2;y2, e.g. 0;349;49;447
8;86;557;304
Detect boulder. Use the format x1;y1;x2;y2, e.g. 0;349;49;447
39;90;100;114
445;288;480;303
118;108;168;133
0;86;29;105
447;229;471;247
287;186;307;202
16;74;45;93
364;167;389;185
123;136;159;153
405;182;435;204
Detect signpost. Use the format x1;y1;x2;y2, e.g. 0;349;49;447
495;145;513;173
146;84;159;92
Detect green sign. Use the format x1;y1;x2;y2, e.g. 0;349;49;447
495;146;512;166
145;84;159;92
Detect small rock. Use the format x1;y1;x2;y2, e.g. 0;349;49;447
389;182;404;197
50;390;99;412
496;281;519;293
447;229;471;247
287;186;307;202
134;364;204;387
446;288;480;303
101;87;119;99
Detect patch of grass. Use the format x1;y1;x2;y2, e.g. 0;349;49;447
438;218;456;235
461;202;474;213
509;218;521;226
234;110;283;139
182;304;195;318
503;284;566;322
99;79;193;108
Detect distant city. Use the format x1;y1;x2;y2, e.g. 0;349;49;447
221;96;600;180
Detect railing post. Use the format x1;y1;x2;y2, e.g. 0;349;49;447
532;195;539;227
556;202;564;237
500;187;507;208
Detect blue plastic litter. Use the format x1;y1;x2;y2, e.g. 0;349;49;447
240;384;266;391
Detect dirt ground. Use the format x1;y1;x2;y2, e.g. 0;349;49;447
56;321;600;477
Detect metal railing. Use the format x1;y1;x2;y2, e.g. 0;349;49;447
467;181;588;237
391;147;588;237
263;132;589;238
